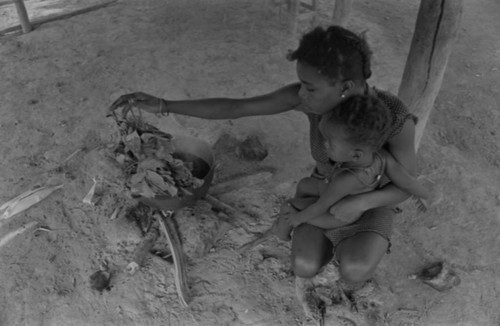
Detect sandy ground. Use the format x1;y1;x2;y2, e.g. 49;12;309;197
1;0;499;325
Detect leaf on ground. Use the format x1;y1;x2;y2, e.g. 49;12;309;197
156;141;174;162
192;177;205;189
129;172;146;185
130;181;156;198
124;131;142;158
146;170;178;196
137;158;165;172
141;132;172;143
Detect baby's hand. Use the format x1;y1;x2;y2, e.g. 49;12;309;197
413;189;443;213
284;213;304;227
279;201;298;217
414;176;444;213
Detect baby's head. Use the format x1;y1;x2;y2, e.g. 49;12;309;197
319;95;391;163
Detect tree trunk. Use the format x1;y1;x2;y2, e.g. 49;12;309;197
398;0;463;150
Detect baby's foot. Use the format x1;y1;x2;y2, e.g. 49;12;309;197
413;189;443;212
414;176;444;212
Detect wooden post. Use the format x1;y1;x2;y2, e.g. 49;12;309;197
398;0;463;150
332;0;353;27
13;0;32;33
289;0;300;35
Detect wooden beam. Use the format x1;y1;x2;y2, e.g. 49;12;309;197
0;0;118;37
289;0;300;35
332;0;353;27
398;0;463;150
13;0;32;33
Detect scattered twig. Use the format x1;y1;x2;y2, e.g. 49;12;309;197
0;184;63;221
205;194;278;252
204;194;263;233
237;228;274;253
209;170;274;195
0;221;38;249
82;177;98;205
109;206;121;220
59;148;83;166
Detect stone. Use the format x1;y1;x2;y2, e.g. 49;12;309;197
235;135;268;161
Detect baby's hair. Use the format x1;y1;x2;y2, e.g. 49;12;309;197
319;95;391;151
288;25;372;83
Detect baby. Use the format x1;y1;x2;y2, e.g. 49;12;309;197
276;95;439;239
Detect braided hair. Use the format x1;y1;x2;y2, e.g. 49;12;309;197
288;25;372;83
319;95;391;151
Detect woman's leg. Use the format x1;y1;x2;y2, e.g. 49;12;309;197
335;232;388;284
291;223;333;278
274;178;322;241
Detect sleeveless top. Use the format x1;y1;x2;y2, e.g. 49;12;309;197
307;87;417;181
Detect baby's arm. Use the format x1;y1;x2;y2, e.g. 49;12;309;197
382;150;438;210
286;172;366;227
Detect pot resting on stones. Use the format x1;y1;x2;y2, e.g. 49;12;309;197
111;109;214;210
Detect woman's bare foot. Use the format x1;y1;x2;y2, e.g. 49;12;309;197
272;215;293;241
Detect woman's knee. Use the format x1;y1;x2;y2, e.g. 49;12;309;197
291;224;333;278
292;255;323;278
338;257;375;283
336;232;389;283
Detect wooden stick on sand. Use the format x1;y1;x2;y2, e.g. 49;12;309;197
157;210;191;307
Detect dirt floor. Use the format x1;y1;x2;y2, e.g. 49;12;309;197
1;0;499;325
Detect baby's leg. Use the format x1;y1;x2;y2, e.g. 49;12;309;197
274;177;322;241
306;213;355;229
295;177;324;198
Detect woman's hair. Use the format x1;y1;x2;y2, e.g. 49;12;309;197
319;95;391;151
288;25;372;83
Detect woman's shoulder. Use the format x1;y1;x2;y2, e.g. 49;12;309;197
372;87;418;137
372;88;408;112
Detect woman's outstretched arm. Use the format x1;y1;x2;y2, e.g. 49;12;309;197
108;83;302;119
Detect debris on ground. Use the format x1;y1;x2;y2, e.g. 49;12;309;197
235;135;269;161
0;184;63;221
410;261;461;291
89;270;112;293
110;108;204;200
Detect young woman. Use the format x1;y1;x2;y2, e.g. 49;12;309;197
109;25;417;291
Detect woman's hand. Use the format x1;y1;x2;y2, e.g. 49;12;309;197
328;195;365;223
108;92;165;116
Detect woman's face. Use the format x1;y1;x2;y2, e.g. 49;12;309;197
295;61;344;115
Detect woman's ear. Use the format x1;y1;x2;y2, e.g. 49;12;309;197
342;80;355;94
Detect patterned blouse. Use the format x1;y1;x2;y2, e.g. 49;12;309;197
307;87;417;179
